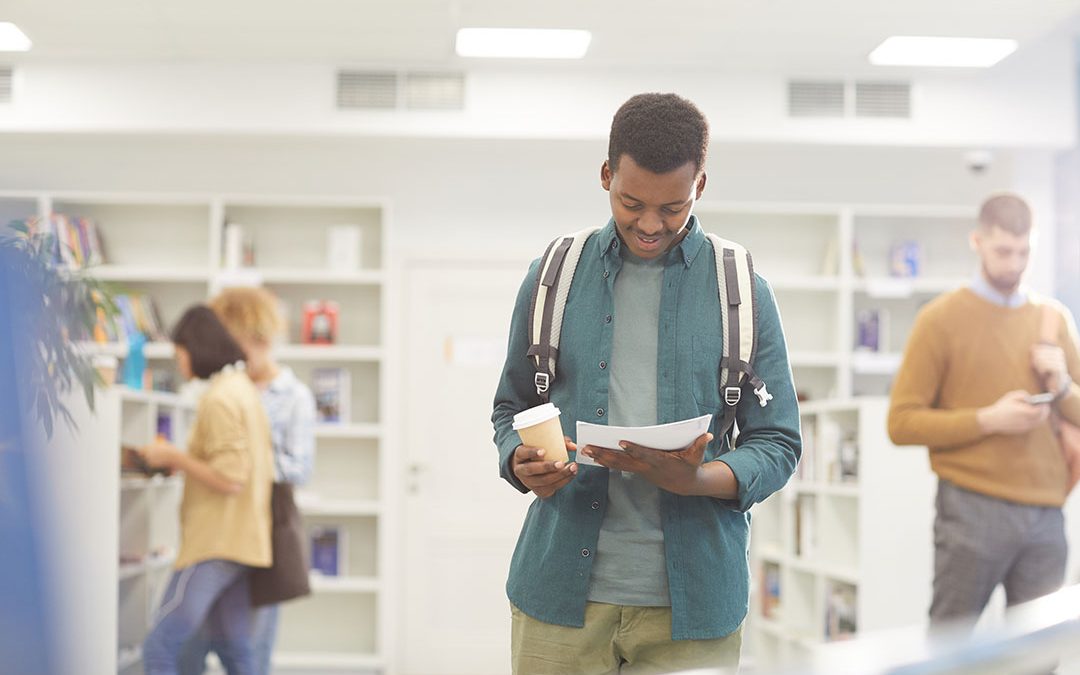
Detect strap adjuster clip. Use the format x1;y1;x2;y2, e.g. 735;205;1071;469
724;386;741;407
535;372;551;395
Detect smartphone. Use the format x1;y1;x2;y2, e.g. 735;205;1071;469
1026;392;1056;405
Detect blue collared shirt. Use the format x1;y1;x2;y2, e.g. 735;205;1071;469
262;366;317;484
491;216;801;639
969;272;1028;308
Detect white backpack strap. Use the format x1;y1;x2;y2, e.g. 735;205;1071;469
706;234;772;439
528;227;600;401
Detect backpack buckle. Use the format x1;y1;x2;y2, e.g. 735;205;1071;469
534;372;550;395
724;386;741;407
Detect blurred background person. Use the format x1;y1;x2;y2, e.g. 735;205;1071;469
179;286;317;675
139;305;274;675
888;193;1080;632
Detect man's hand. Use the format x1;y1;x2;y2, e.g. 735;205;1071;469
511;437;578;498
1032;344;1069;394
580;432;714;495
977;390;1051;435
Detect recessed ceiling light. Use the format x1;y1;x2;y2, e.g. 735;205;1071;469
455;28;591;59
869;36;1017;68
0;22;32;52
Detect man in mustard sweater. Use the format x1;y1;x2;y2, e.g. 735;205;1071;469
889;193;1080;630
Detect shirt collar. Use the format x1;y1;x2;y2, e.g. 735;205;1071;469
267;365;297;393
969;270;1028;308
596;215;707;269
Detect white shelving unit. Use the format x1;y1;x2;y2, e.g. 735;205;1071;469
115;386;194;674
746;397;936;671
695;202;976;400
1;191;393;674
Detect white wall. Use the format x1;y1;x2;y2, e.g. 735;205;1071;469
0;31;1075;147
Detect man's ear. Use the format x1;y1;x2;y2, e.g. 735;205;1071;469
969;229;980;252
695;172;708;199
600;161;613;191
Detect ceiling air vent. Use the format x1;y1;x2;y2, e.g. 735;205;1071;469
855;81;911;118
788;80;845;118
404;72;465;110
337;70;398;110
0;67;12;104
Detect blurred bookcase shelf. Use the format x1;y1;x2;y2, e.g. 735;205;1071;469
746;397;935;671
695;201;976;400
0;190;395;673
114;385;194;674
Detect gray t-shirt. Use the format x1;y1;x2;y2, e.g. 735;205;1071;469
587;249;671;607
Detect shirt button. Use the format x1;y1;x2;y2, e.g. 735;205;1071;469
604;315;612;323
581;548;591;557
610;241;617;250
596;408;605;417
603;270;610;279
599;361;607;370
591;501;600;510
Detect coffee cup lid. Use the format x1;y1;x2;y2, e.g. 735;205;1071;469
512;402;561;430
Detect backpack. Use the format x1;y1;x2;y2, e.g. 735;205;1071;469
527;227;772;441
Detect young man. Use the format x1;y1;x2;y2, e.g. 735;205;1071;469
491;93;801;674
889;193;1080;630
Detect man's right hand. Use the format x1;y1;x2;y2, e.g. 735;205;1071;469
511;437;578;498
977;390;1051;435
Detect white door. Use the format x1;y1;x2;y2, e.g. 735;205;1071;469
400;260;535;675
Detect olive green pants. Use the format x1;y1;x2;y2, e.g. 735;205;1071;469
511;602;742;675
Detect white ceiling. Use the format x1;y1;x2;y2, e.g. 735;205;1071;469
2;0;1080;73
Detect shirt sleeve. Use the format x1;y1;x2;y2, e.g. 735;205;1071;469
276;385;317;485
1055;304;1080;426
195;394;251;484
715;276;802;512
887;302;984;448
491;260;544;494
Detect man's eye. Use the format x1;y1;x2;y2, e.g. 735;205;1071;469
623;203;643;211
662;206;683;215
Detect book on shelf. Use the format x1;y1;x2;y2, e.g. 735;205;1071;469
327;225;363;271
889;239;922;278
760;562;782;620
825;582;858;640
794;496;816;558
838;434;859;482
797;417;816;482
312;367;351;424
302;300;340;344
94;293;167;343
25;214;107;270
855;308;889;353
310;526;347;576
222;222;256;269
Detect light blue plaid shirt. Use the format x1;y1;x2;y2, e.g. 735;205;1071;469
263;366;317;484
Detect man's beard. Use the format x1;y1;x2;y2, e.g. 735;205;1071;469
983;264;1022;295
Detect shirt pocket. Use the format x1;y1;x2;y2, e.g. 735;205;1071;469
691;334;724;413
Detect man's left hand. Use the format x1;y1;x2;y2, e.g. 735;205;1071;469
1032;344;1069;395
581;432;714;495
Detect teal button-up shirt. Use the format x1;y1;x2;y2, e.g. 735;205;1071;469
492;216;801;640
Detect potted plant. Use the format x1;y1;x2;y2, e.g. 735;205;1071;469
0;219;117;438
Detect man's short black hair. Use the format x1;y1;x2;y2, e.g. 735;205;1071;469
608;93;709;175
171;304;247;380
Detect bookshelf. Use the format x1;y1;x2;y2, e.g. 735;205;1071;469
695;202;975;400
114;386;194;675
0;191;392;674
746;397;936;671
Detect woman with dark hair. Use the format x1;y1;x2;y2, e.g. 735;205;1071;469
140;305;274;675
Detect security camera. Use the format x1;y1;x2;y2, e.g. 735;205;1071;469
964;150;994;175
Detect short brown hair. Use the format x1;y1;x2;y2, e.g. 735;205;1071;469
608;93;709;175
978;193;1032;235
209;286;285;345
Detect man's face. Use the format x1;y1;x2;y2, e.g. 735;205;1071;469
971;225;1032;295
601;154;706;260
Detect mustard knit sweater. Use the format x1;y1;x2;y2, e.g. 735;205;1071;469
888;288;1080;507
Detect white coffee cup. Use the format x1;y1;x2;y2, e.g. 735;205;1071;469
512;403;568;463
